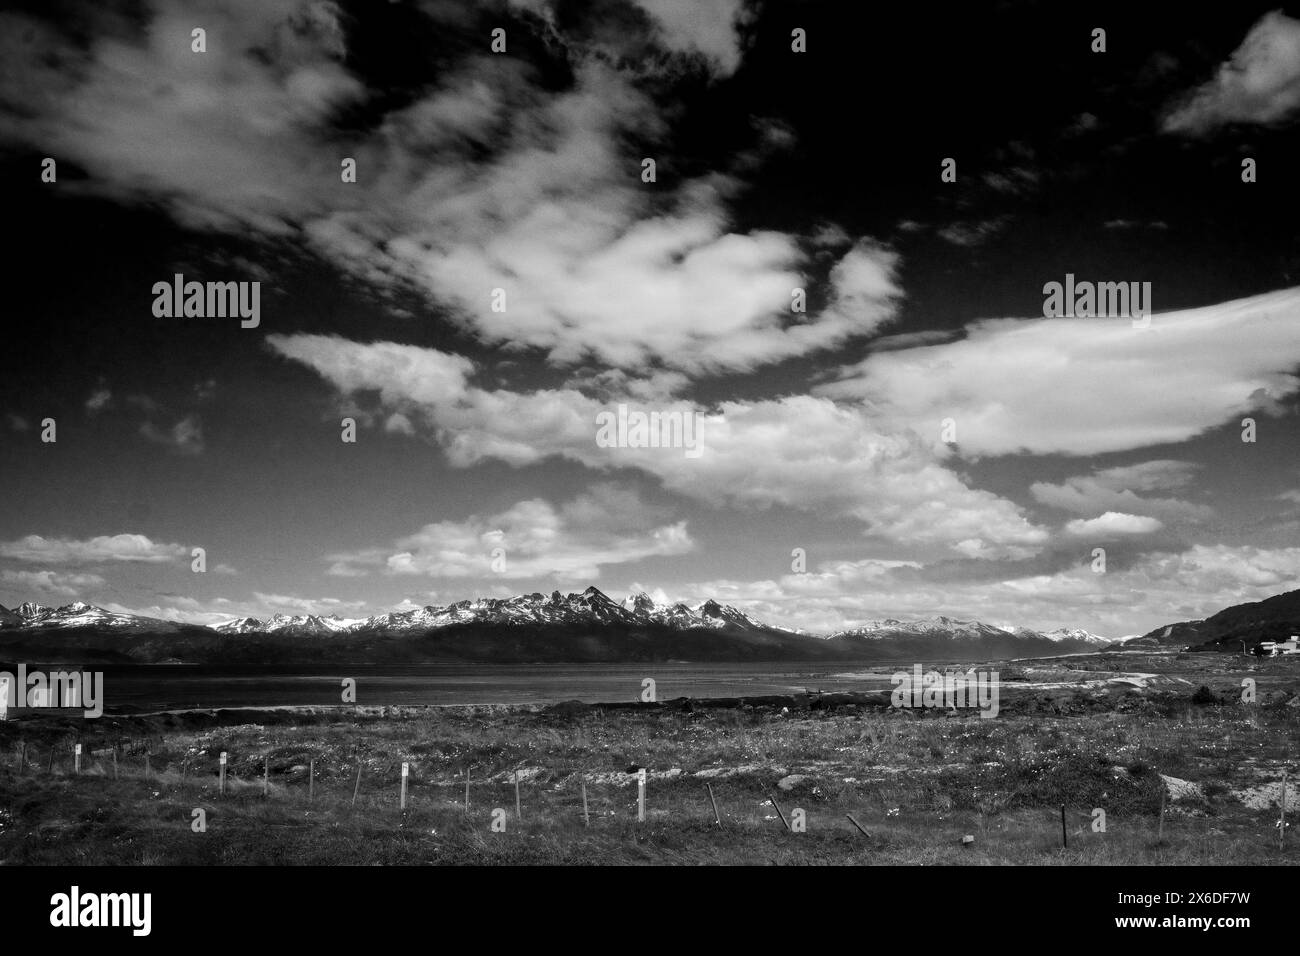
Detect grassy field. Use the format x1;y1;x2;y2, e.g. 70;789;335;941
0;651;1297;865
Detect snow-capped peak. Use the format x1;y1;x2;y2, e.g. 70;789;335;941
4;601;144;629
1041;627;1112;645
214;616;264;634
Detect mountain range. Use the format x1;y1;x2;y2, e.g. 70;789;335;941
0;588;1116;663
207;589;776;637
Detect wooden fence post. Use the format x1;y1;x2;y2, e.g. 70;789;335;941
219;752;227;795
73;742;81;774
581;777;589;827
1281;770;1289;850
766;790;791;832
514;769;521;820
400;762;409;811
637;769;646;823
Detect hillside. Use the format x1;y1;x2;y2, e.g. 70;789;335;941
1133;588;1300;651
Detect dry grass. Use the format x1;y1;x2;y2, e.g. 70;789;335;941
1;671;1297;865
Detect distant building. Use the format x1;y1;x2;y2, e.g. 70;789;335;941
1260;637;1300;656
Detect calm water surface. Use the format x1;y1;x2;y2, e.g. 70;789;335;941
88;662;910;711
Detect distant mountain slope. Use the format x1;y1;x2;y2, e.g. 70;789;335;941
1134;588;1300;651
827;616;1106;660
0;590;1107;663
1041;627;1111;646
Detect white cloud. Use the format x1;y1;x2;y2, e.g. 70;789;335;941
384;413;415;436
1163;11;1300;135
0;1;362;234
936;216;1010;247
1;570;107;597
1031;460;1212;523
251;592;368;616
820;287;1300;456
327;484;694;581
627;0;750;75
85;389;112;414
140;416;205;455
269;333;1050;559
0;3;899;375
668;543;1300;637
1064;512;1164;537
0;533;188;564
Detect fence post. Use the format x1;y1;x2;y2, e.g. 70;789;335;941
637;768;646;823
309;759;314;804
1281;770;1289;851
706;783;722;827
263;756;269;798
766;790;791;832
400;762;409;811
581;777;589;827
73;742;81;774
514;769;521;820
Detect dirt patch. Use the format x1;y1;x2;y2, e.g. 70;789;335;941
1159;774;1205;803
1231;778;1300;810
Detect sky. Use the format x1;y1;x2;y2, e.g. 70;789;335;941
1;0;1299;639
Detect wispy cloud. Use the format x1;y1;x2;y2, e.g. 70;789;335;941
140;416;204;456
1031;460;1213;523
328;484;694;581
1162;11;1300;135
1064;512;1164;537
669;543;1300;637
1;569;107;597
268;333;1050;560
0;533;188;564
820;287;1300;456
